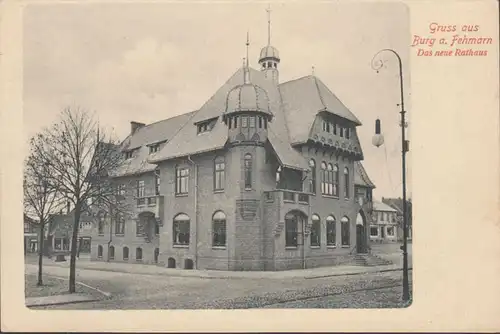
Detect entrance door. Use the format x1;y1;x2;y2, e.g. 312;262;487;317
356;225;365;253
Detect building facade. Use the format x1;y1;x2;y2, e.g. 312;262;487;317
369;201;398;243
382;197;413;241
24;214;39;254
90;16;377;270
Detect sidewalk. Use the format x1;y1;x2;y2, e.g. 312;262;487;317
25;256;407;280
26;294;99;307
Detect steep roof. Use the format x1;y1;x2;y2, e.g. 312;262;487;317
279;75;362;144
373;201;398;212
354;161;376;188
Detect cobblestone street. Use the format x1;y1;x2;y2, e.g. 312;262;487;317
27;262;412;309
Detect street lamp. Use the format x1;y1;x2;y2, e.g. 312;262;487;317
371;48;410;302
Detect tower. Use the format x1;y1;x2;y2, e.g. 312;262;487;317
258;5;280;83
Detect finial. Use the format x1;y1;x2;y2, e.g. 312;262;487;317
312;66;315;76
246;31;250;68
243;33;250;84
266;4;271;45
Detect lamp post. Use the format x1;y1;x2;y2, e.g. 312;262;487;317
371;48;410;302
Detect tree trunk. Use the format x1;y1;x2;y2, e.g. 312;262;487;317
37;224;45;286
69;201;81;293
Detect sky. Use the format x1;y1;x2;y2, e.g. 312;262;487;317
23;2;412;200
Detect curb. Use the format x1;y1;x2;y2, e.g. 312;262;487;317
26;298;100;308
306;267;413;279
45;274;112;298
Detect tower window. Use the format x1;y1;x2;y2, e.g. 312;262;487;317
241;116;248;128
234;116;238;128
244;153;252;189
228;118;232;129
262;62;267;69
267;61;272;68
249;116;256;128
258;116;263;128
264;118;268;129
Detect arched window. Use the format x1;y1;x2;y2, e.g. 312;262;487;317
214;156;225;191
173;213;190;245
285;212;298;248
109;245;115;260
333;164;339;197
320;162;327;195
309;159;316;194
97;245;103;258
344;167;350;198
212;211;227;248
123;246;129;260
310;214;321;247
244;153;253;189
136;247;143;261
326;215;336;246
327;163;334;195
341;216;350;246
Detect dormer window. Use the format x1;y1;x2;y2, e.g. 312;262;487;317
322;120;330;132
346;128;351;139
340;126;344;138
197;118;217;134
333;122;337;135
124;150;134;159
149;144;160;154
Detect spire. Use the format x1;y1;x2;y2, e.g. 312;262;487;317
266;4;271;45
243;32;250;84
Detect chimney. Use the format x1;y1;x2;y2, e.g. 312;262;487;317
131;121;145;134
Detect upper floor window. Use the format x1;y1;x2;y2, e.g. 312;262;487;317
346;128;351;139
98;214;105;235
175;167;189;195
117;184;126;197
212;211;227;248
149;144;160;154
173;213;190;246
310;214;321;247
320;162;327;195
155;169;160;195
326;163;334;196
333;164;339;197
234;116;238;129
258;116;263;128
24;222;30;233
340;127;345;138
322;120;330;132
308;159;316;194
333;122;337;135
214;156;225;191
137;180;145;198
326;215;336;246
115;214;125;235
244;153;253;189
124;151;134;159
344;167;350;198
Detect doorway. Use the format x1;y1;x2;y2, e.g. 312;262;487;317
356;211;367;253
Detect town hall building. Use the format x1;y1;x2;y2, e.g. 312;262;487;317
90;12;376;271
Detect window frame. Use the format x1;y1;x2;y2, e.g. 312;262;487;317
244;153;253;190
285;214;299;248
173;214;190;246
109;245;115;260
320;162;327;195
123;246;129;260
115;213;125;236
341;216;350;247
212;211;227;248
97;245;103;258
309;159;316;194
214;156;225;191
344;167;350;199
326;215;336;247
135;247;143;261
310;214;321;247
175;166;189;195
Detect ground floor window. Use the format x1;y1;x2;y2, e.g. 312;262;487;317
387;226;395;236
54;238;69;251
136;247;143;261
370;226;379;236
173;213;190;246
109;245;115;260
341;216;350;246
97;245;103;258
212;211;227;248
310;214;321;247
326;215;336;246
123;246;129;260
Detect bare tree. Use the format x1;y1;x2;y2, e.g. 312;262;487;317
29;106;130;293
24;140;63;286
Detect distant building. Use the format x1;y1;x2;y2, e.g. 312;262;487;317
382;197;413;241
370;201;398;243
24;214;39;254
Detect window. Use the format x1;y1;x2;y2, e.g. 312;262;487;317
197;120;214;134
341;216;350;246
98;214;105;235
244;154;252;189
333;122;337;135
285;213;298;248
334;164;339;197
214;156;225;191
346;128;351;139
326;215;336;246
136;247;143;261
117;184;126;197
320;162;327;195
109;246;115;260
136;219;146;236
241;116;248;128
387;227;395;236
212;211;227;248
137;180;145;201
326;163;334;195
310;214;321;247
322;120;330;132
155;220;160;235
123;247;129;260
175;167;189;195
370;227;379;236
155;169;161;195
24;222;30;233
344;167;350;198
234;116;238;128
340;127;344;137
249;116;256;128
258;116;263;128
309;159;316;194
97;245;103;258
149;144;160;154
115;214;125;235
264;118;267;129
173;213;190;246
54;238;62;250
125;151;134;159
